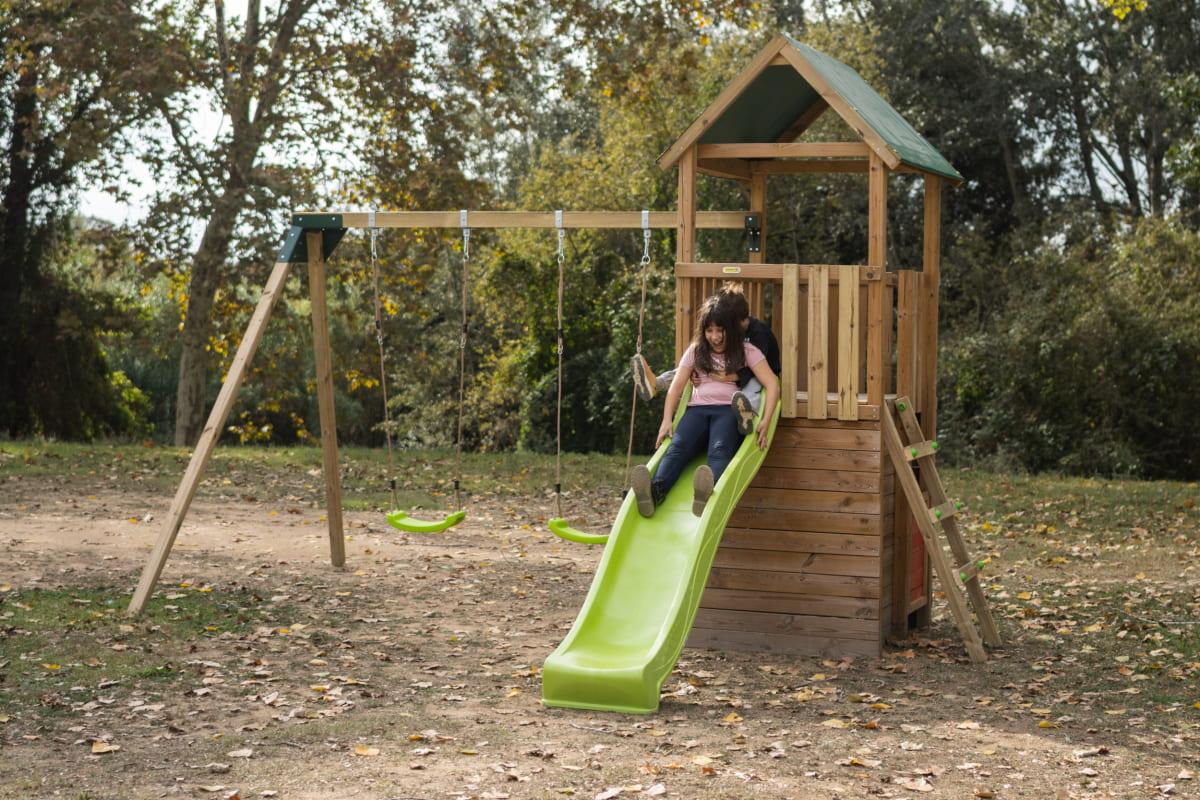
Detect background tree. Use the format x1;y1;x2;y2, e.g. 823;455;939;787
0;0;178;437
145;0;378;446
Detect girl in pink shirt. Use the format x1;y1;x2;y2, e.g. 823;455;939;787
629;295;780;517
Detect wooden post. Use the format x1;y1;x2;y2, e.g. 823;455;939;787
920;176;942;438
749;173;767;265
916;175;942;627
307;232;346;568
866;153;888;407
806;265;828;419
128;258;293;615
676;146;698;360
836;265;859;420
781;264;799;418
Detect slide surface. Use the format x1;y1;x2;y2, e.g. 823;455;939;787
541;396;781;714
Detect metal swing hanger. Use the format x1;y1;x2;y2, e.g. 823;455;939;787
377;209;467;534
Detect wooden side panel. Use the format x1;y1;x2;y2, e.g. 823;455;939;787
693;415;885;657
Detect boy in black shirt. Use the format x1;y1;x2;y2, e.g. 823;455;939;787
632;283;782;436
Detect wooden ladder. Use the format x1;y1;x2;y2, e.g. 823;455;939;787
882;396;1001;663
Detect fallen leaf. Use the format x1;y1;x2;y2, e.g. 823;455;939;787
227;748;253;759
896;776;934;792
820;719;850;729
957;721;980;730
642;785;666;797
353;745;379;757
722;712;742;724
595;789;623;800
91;741;120;754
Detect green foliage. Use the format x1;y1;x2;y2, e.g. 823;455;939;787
940;215;1200;478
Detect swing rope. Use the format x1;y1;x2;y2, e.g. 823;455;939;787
624;211;652;491
454;210;470;511
548;212;651;546
553;212;566;518
371;210;467;534
368;213;400;511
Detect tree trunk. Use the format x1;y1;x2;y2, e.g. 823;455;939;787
0;63;40;436
173;192;248;445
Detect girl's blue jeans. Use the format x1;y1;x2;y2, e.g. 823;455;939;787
651;404;741;504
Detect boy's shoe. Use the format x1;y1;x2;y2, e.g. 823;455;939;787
732;391;756;436
692;465;714;517
631;355;658;401
629;464;655;517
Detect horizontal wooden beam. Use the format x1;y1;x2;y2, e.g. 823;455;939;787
676;262;884;282
697;142;870;160
295;210;748;230
698;158;752;181
752;160;869;175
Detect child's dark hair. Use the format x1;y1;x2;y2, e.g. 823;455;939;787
717;282;750;322
693;295;745;376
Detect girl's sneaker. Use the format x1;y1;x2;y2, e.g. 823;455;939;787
692;465;714;516
629;464;655;517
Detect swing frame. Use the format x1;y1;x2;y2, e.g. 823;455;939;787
127;210;748;616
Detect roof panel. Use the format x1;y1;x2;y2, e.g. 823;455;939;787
661;35;961;183
698;65;822;145
787;38;962;181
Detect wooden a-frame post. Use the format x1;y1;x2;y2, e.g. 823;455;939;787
127;257;297;615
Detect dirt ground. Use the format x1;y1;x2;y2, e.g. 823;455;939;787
1;464;1198;800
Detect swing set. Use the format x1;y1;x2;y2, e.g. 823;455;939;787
126;208;746;615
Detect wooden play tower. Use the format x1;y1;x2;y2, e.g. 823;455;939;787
663;35;964;656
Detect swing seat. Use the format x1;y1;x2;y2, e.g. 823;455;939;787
548;517;609;545
387;509;466;534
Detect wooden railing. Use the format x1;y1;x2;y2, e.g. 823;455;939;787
675;262;894;421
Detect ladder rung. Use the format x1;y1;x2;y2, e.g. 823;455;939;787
928;499;963;524
903;439;940;461
957;558;989;584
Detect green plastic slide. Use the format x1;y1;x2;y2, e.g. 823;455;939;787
541;395;781;714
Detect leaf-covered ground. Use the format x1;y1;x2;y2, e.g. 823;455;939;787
1;443;1197;799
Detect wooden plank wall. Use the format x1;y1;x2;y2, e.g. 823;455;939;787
688;416;894;657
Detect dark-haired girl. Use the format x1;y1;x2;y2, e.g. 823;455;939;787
629;295;780;517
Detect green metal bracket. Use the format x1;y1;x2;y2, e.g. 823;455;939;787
276;214;347;264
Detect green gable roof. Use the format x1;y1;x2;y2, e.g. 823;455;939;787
698;65;821;146
663;35;962;184
785;38;962;182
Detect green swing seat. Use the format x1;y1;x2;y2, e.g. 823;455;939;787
547;517;608;545
386;509;466;533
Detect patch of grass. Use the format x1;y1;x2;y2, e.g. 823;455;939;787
0;584;291;718
0;441;635;509
945;467;1199;545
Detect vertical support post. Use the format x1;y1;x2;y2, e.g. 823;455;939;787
307;232;346;568
920;176;942;439
806;265;828;419
892;266;917;637
866;153;889;407
836;265;859;420
749;172;767;265
916;175;942;628
128;258;293;616
781;264;799;418
676;146;698;361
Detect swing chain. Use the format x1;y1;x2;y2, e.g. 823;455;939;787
640;209;651;266
556;212;565;357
